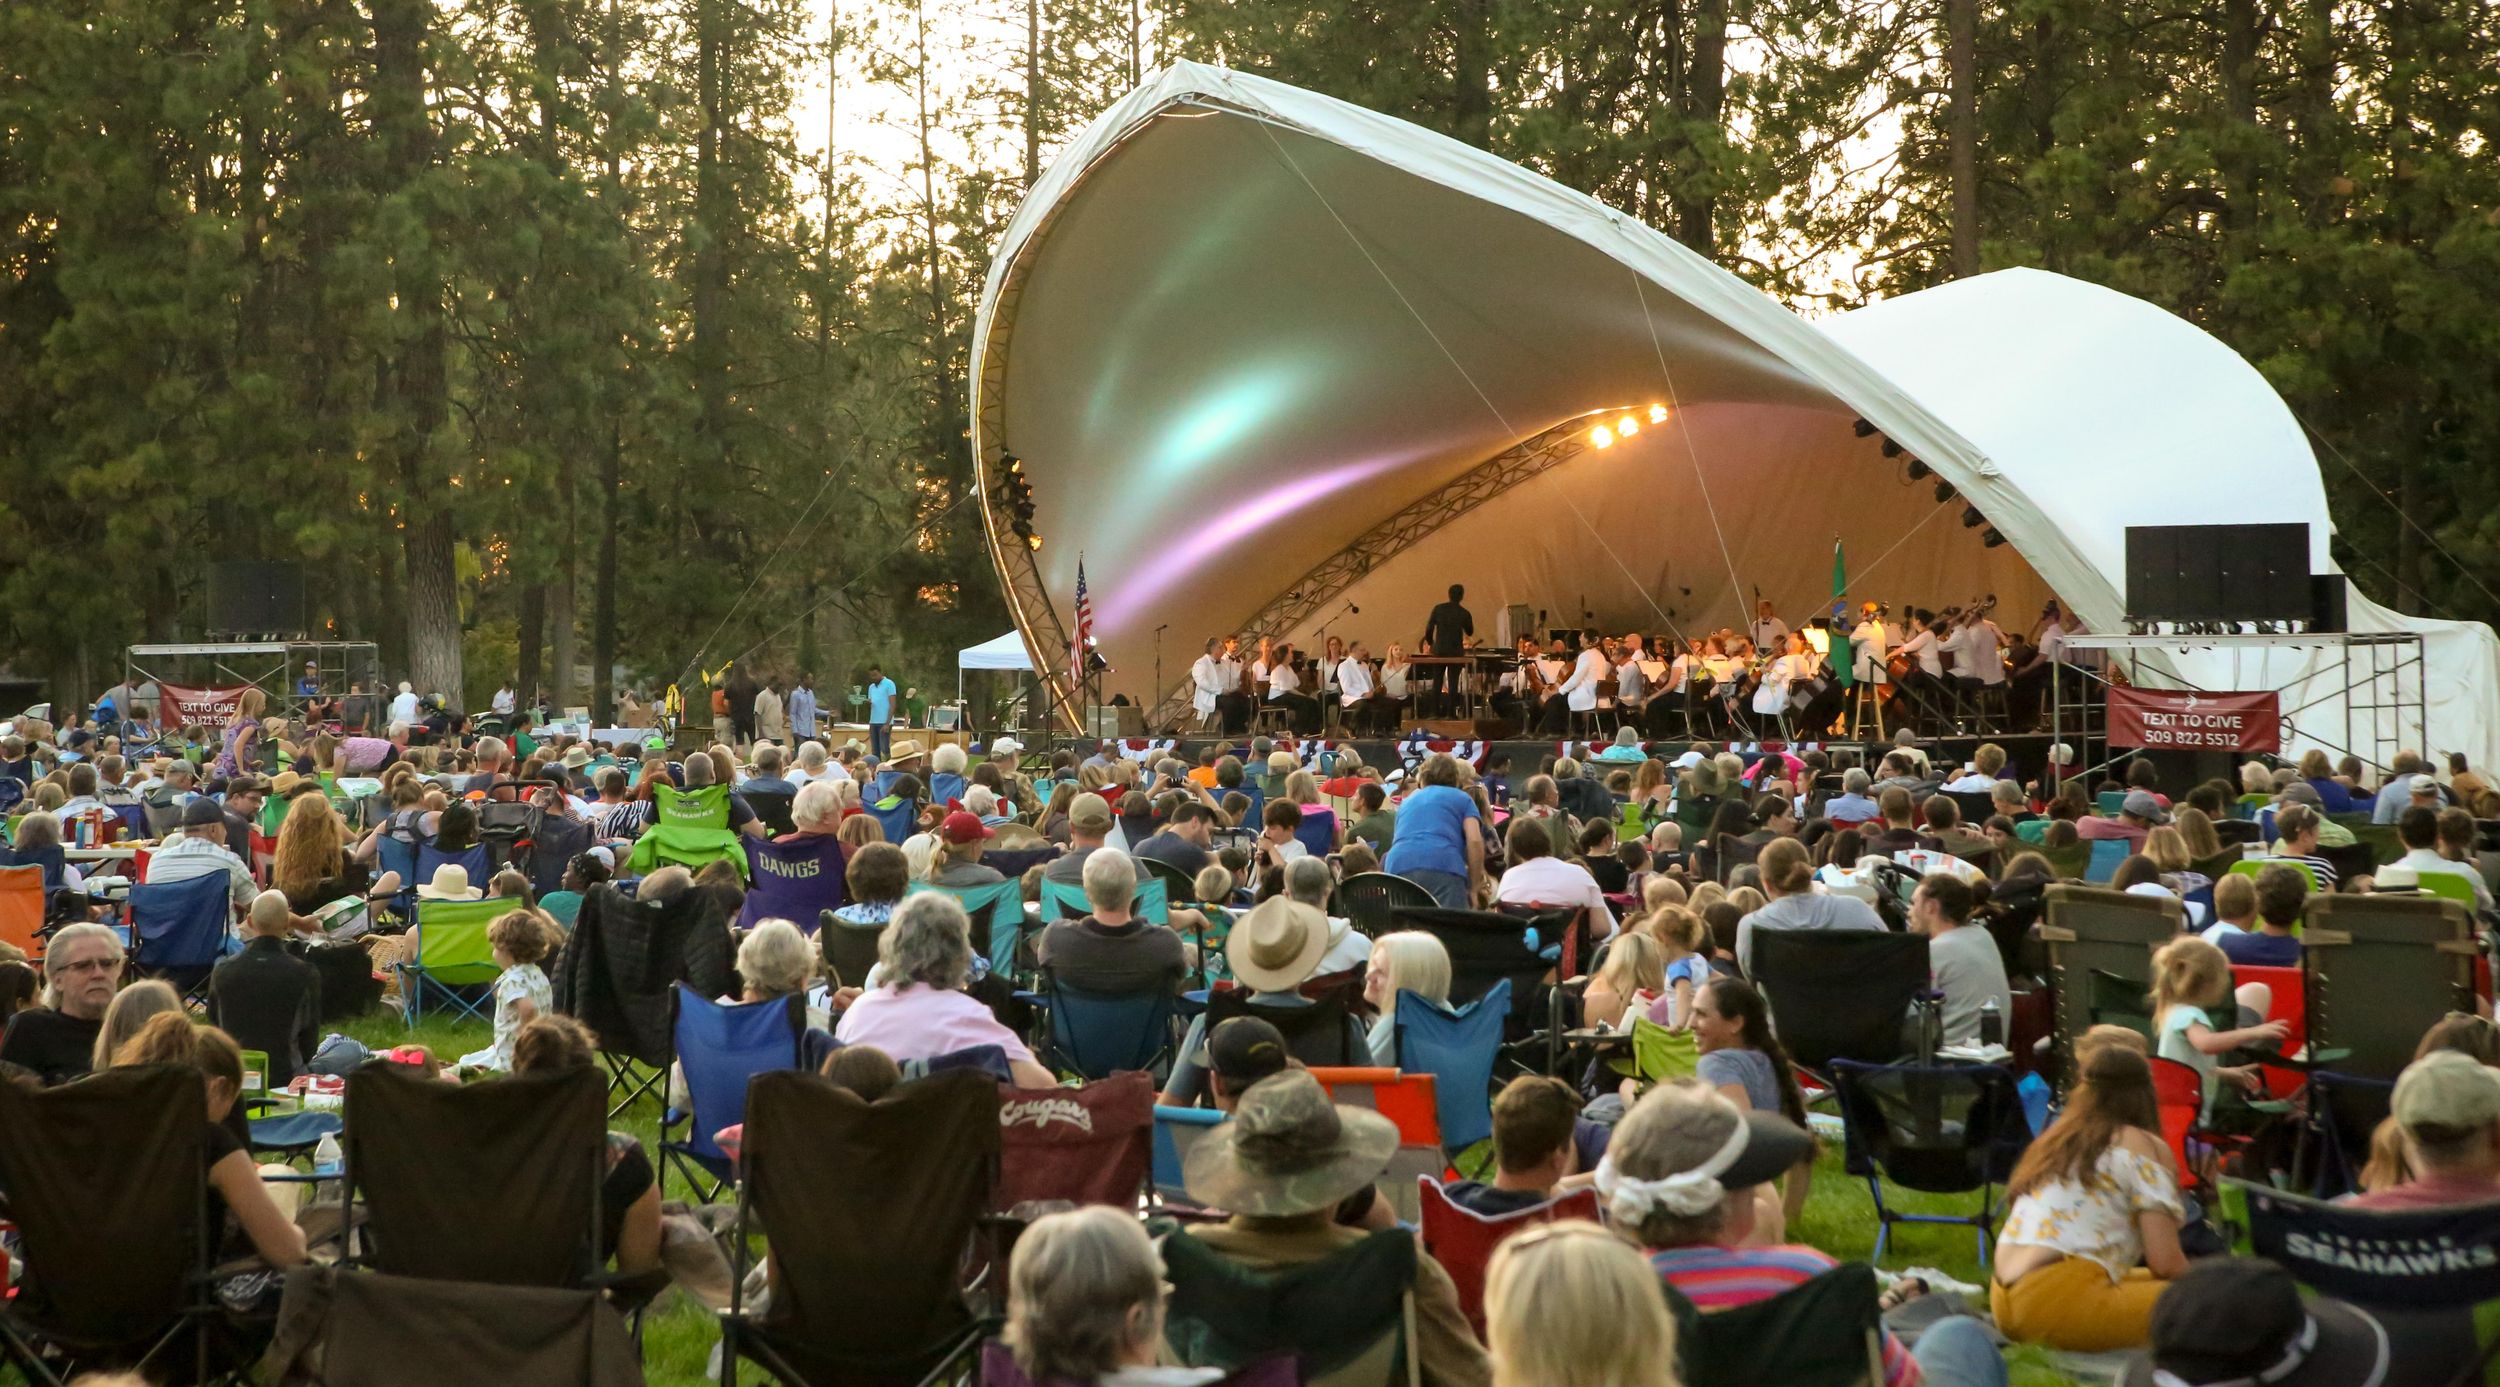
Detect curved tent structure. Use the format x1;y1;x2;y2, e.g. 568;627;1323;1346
972;62;2500;766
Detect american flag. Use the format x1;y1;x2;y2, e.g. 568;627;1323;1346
1070;556;1093;695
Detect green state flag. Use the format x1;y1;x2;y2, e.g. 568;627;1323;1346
1832;538;1853;688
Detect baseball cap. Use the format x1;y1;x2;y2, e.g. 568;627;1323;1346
1207;1016;1293;1087
2408;773;2440;797
2391;1050;2500;1132
1068;791;1114;831
2122;789;2171;824
2122;1258;2388;1387
938;810;995;845
181;798;225;827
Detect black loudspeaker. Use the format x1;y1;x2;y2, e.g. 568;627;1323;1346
2311;574;2349;633
2125;524;2309;624
206;561;306;637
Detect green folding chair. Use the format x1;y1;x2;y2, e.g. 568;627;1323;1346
2230;857;2323;892
2411;872;2480;909
400;896;506;1027
626;782;748;879
1607;1017;1703;1088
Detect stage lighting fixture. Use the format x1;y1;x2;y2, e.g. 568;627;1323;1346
1853;418;1877;437
1906;459;1932;481
1933;479;1956;504
1982;527;2006;548
1617;415;1639;437
1961;506;1986;529
1026;534;1043;551
1649;404;1669;424
1881;439;1903;458
1591;424;1615;448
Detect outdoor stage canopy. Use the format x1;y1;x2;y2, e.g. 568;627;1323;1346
972;61;2500;767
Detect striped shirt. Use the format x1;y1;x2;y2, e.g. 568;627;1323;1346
1648;1244;1920;1387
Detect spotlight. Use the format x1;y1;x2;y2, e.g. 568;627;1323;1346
1961;506;1986;529
1590;424;1614;449
1881;439;1903;458
1933;479;1956;504
1982;527;2006;547
1906;459;1932;481
1853;418;1877;438
1026;534;1043;551
1617;415;1639;437
1648;404;1669;424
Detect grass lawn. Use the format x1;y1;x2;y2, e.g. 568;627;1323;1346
339;1013;2084;1387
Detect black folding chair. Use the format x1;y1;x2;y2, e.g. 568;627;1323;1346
1748;931;1931;1084
1829;1060;2033;1268
1139;855;1197;904
0;1066;228;1386
743;790;798;838
1337;871;1436;940
1206;986;1358;1068
1392;903;1562;1048
721;1069;1001;1386
552;881;735;1117
1662;1260;1888;1387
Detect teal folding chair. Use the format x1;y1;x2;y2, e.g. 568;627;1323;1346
1038;876;1170;926
400;896;506;1027
907;880;1029;980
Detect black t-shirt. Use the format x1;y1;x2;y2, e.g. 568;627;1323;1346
0;1008;103;1085
1424;601;1474;655
1135;830;1213;880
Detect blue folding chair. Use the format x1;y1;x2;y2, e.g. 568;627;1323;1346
1038;876;1170;926
414;839;491;899
1041;969;1178;1081
2082;838;2131;884
1392;977;1512;1158
738;834;849;930
400;896;505;1026
0;841;67;894
660;984;806;1202
929;772;967;807
1829;1059;2033;1267
907;880;1027;980
868;797;917;844
127;871;234;998
375;826;421;920
1152;1104;1226;1206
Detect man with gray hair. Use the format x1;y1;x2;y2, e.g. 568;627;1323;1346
682;752;769;839
1036;847;1186;995
1283;855;1374;976
1824;767;1880;824
0;922;126;1083
463;736;510;794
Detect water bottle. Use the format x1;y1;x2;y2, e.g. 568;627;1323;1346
313;1132;343;1204
1979;997;2005;1049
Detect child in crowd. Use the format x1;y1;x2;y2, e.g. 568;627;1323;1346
2150;936;2287;1119
458;910;557;1073
2198;871;2258;945
1641;905;1711;1030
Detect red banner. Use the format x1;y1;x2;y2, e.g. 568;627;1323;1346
2106;689;2282;753
158;682;248;728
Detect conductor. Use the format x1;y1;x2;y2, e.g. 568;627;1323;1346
1421;583;1474;717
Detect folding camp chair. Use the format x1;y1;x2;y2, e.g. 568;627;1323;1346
1828;1060;2032;1267
2412;870;2482;909
524;812;593;899
721;1069;1000;1386
910;879;1028;980
1391;904;1556;1043
1604;1015;1703;1088
867;795;917;844
659;984;806;1202
2230;855;2325;891
0;861;45;958
1205;985;1359;1067
2230;963;2308;1101
1160;1223;1422;1387
626;782;747;879
1747;931;1930;1083
274;1268;645;1387
2222;1178;2500;1385
996;1070;1154;1211
1039;875;1171;926
1393;978;1512;1160
737;832;848;929
1416;1180;1601;1336
2082;838;2130;884
2039;883;2184;1084
1153;1104;1227;1206
820;914;888;990
398;895;504;1026
742;789;798;838
1139;854;1197;904
983;844;1059;880
552;881;736;1118
126;870;234;1000
0;1066;225;1386
2303;1070;2395;1197
373;820;422;921
1661;1260;1889;1387
1336;871;1437;940
2305;893;2478;1079
1039;968;1179;1080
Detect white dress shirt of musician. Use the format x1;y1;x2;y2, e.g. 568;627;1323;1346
1190;638;1232;720
1752;637;1813;715
1380;644;1412;702
1896;623;1948;679
1943;614;2009;685
1748;601;1789;652
1849;609;1892;685
1336;646;1379;711
1266;657;1304;701
1553;635;1610;713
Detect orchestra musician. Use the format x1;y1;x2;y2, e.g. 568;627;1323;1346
1420;583;1475;717
1848;602;1892;687
1748;599;1789;653
1190;637;1242;734
1613;632;1651;730
1492;634;1544;727
1336;641;1385;735
1265;641;1322;734
1942;599;2009;707
1537;627;1610;735
1379;643;1413;726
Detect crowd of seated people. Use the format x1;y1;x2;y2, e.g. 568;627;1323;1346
9;701;2500;1380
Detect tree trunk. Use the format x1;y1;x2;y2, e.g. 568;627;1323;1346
516;581;546;705
594;425;621;722
692;0;731;483
1947;0;1980;277
914;0;955;462
367;0;463;708
1673;0;1725;253
1024;0;1043;187
1451;0;1493;149
2219;0;2259;235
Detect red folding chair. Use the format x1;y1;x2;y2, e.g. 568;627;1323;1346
1416;1179;1601;1336
2149;1055;2201;1182
993;1071;1154;1211
2230;964;2306;1101
1308;1066;1444;1219
0;864;41;958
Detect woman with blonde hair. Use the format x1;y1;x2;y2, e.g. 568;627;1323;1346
272;790;393;915
2170;805;2224;861
1485;1222;1680;1387
835;811;885;850
1363;930;1452;1065
213;685;270;780
91;977;185;1072
1284;768;1340;851
1583;932;1665;1031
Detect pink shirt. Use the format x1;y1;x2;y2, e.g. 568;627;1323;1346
2345;1173;2500;1212
833;982;1035;1065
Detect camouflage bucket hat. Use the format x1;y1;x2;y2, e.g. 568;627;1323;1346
1182;1070;1400;1217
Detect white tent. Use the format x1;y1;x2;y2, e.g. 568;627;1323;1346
972;61;2500;766
957;630;1035;704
